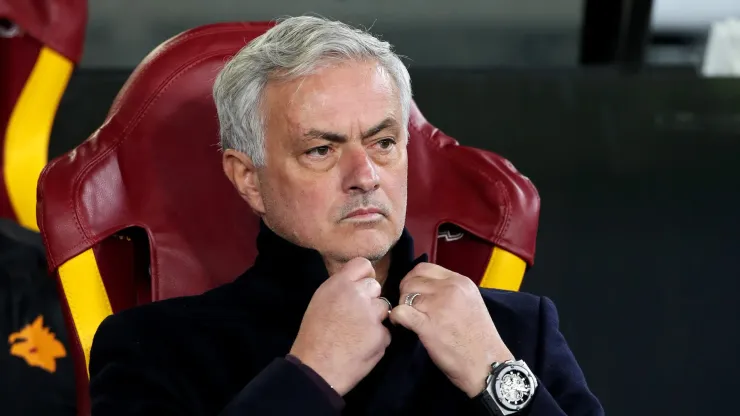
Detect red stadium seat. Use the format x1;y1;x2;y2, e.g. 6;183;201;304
0;0;86;229
36;22;540;415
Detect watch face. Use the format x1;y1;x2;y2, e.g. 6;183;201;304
494;364;535;411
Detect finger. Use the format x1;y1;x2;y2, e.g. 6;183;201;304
382;327;391;348
399;276;439;297
357;277;382;298
389;304;429;335
399;263;448;291
399;291;433;313
409;262;448;279
341;257;376;282
373;297;392;321
371;327;392;360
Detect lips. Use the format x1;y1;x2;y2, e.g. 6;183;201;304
345;207;383;218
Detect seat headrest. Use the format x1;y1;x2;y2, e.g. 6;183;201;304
0;0;87;62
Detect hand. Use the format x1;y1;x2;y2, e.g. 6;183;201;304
290;258;391;396
389;263;514;398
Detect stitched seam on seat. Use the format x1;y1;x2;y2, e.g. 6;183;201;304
69;49;232;244
423;127;509;242
493;180;512;243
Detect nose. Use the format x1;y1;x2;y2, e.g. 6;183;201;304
341;146;380;194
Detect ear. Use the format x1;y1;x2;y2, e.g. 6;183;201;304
222;149;266;215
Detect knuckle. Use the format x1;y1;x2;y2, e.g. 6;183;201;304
349;256;368;266
343;257;371;276
417;262;438;275
352;257;373;271
396;305;412;319
399;276;411;292
382;329;392;348
353;281;380;304
448;280;465;295
410;262;430;276
400;275;423;293
353;280;367;296
369;326;387;349
447;278;474;299
362;278;381;297
461;278;478;294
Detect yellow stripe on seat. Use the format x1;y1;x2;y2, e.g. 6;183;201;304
58;249;113;377
479;247;527;291
4;46;74;231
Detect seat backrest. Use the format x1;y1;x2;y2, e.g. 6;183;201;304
0;0;86;230
37;22;539;415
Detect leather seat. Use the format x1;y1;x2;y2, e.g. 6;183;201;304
36;22;540;415
0;0;86;230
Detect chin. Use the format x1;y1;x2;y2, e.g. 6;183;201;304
333;227;398;261
333;246;389;263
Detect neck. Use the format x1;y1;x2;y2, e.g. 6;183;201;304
324;253;392;286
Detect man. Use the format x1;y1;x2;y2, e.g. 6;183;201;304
89;16;603;415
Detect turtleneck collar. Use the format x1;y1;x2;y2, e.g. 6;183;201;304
250;220;427;309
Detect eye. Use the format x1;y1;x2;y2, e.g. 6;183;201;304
306;145;332;157
376;138;396;150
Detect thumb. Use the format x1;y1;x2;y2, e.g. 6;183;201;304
390;305;429;335
339;257;376;282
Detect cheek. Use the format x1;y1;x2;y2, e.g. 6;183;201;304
301;186;334;213
280;176;337;218
382;156;408;204
388;179;408;216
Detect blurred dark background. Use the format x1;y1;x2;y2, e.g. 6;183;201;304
44;0;740;414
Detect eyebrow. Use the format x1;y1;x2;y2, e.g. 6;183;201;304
303;117;398;143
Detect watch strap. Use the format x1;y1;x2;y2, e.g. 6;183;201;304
473;388;504;416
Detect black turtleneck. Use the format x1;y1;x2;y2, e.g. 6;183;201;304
249;220;429;411
250;220;426;317
89;221;604;416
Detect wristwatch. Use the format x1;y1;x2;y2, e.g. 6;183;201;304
474;359;538;415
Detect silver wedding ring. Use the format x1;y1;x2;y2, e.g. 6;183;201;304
379;297;392;314
404;292;421;307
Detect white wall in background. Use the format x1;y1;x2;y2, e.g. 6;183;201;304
653;0;740;32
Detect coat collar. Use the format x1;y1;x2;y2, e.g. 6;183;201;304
250;220;427;309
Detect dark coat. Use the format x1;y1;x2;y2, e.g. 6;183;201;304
89;222;603;415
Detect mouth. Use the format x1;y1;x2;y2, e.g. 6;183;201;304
344;207;385;221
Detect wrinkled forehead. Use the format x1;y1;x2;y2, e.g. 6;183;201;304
262;61;403;141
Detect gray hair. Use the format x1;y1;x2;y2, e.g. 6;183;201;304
212;16;412;166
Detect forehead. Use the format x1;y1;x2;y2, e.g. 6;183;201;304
263;60;402;136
